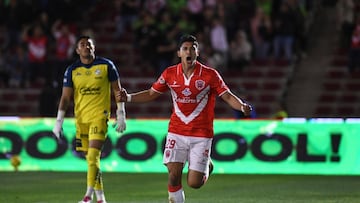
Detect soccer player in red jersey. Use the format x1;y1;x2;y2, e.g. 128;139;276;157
118;34;252;203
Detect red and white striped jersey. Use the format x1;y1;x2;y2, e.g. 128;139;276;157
152;61;229;138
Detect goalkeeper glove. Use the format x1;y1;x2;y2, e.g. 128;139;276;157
113;102;126;133
53;110;65;140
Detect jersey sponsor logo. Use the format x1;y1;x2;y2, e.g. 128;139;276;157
79;87;101;95
175;97;197;103
86;70;91;75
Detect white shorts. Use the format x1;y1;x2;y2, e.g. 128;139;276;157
163;132;213;173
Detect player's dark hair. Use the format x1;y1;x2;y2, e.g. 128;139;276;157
178;34;199;50
76;35;93;45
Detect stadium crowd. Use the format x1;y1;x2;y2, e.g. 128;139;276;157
2;0;359;118
0;0;317;88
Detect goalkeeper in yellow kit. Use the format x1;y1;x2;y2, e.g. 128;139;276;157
52;35;126;203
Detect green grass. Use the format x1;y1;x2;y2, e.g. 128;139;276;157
1;172;360;203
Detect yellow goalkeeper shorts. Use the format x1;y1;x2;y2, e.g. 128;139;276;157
75;119;108;152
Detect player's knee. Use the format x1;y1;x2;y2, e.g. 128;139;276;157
187;180;203;189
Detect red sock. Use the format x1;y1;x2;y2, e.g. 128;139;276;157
168;184;182;192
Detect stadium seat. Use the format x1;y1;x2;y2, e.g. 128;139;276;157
262;81;281;91
16;104;35;114
0;105;13;114
2;92;18;101
318;94;337;102
241;81;259;90
314;105;334;116
336;106;355;116
243;70;263;78
322;82;342;91
267;70;286;78
258;94;276;102
326;70;346;79
251;58;270;66
254;105;271;116
135;82;151;90
274;59;290;67
345;82;360;91
338;94;357;103
24;92;40;102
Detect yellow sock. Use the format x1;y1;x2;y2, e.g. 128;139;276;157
87;148;102;190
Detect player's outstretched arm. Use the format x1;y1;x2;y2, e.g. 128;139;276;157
221;91;252;116
118;88;161;103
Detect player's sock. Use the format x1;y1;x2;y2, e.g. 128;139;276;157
94;168;103;191
95;189;106;202
85;186;94;199
168;185;185;203
87;148;101;189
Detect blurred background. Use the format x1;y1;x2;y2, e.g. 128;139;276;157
0;0;359;119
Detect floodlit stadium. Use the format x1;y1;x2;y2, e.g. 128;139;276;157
1;0;360;202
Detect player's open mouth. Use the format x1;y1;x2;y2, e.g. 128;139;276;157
186;56;191;61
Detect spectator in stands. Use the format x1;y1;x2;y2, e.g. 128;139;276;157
2;0;28;50
51;19;76;85
8;45;28;88
113;0;141;40
155;11;179;75
194;31;212;66
209;16;229;72
21;23;49;86
336;0;355;50
250;7;273;62
134;11;158;72
38;11;52;40
288;0;308;62
177;10;197;36
166;0;187;17
51;19;76;86
229;29;252;71
256;0;272;16
348;25;360;73
272;1;297;64
142;0;166;17
186;0;204;29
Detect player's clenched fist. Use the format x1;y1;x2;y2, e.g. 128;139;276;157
241;103;253;116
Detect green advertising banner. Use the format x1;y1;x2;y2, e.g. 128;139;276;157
0;117;359;174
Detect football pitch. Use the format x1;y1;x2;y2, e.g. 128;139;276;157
1;172;359;203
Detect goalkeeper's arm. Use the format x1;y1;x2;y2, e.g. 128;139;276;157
52;87;73;139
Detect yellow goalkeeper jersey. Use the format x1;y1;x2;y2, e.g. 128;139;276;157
63;56;119;123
